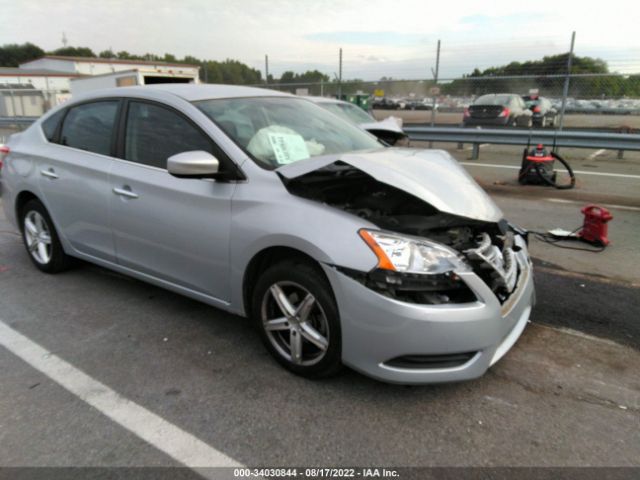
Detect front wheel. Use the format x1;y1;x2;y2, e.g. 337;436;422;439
252;259;342;379
20;199;72;273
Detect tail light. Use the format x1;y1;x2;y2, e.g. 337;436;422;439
463;107;470;117
533;106;541;113
498;107;510;118
0;145;9;171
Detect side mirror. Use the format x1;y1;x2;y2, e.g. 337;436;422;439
167;151;220;178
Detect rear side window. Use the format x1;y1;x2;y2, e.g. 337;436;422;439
41;109;66;141
124;101;213;169
59;101;119;156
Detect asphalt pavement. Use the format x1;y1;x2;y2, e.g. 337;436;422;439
0;181;639;472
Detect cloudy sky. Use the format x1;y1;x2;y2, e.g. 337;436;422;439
1;0;639;79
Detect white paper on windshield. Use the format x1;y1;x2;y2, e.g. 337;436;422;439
267;132;309;164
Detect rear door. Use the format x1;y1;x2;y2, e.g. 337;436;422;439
109;99;236;302
38;100;120;261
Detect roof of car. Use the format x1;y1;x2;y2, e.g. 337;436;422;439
73;84;293;103
477;93;517;97
303;95;344;105
143;84;292;101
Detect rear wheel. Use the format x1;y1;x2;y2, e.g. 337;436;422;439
20;199;72;273
252;259;342;378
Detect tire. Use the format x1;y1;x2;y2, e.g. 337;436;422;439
251;259;342;379
20;199;72;273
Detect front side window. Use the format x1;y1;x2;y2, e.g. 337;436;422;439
59;101;119;156
124;101;213;169
195;97;381;169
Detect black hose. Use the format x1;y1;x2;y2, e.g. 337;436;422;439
546;152;576;190
518;148;575;190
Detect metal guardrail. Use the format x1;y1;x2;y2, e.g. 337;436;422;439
0;117;38;128
404;126;640;159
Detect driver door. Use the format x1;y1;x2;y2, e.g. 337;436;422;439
109;100;236;303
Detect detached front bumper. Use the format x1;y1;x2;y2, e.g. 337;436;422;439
322;247;535;384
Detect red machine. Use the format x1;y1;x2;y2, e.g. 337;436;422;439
580;205;613;246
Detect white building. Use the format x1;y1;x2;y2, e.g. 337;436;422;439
0;67;81;91
0;56;201;116
20;55;200;86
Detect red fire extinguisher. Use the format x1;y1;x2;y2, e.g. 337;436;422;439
580;205;613;246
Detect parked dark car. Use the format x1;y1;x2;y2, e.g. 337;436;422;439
463;94;532;127
372;98;400;110
404;99;436;111
522;95;558;127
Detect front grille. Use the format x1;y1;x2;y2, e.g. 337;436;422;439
465;232;519;301
385;352;477;369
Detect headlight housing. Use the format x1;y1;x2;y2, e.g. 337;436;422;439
359;229;471;275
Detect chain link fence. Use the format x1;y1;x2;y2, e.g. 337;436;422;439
2;74;640;133
255;74;640;130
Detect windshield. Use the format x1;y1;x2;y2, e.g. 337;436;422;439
318;101;375;124
474;94;512;106
195;97;381;169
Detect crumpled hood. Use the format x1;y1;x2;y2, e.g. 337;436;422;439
359;116;405;135
277;148;503;223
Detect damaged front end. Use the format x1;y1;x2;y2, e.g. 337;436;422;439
278;150;529;306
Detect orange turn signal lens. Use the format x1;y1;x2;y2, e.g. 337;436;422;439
359;229;397;271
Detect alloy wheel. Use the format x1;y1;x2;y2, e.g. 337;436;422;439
23;210;52;265
261;281;330;366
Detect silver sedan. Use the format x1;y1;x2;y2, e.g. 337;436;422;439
0;85;535;384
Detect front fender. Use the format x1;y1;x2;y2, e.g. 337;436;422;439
227;176;379;315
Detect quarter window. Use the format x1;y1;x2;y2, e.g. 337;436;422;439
59;101;119;156
124;101;213;169
41;109;66;142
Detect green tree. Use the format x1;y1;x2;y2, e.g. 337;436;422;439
50;46;96;57
0;42;45;67
98;49;115;58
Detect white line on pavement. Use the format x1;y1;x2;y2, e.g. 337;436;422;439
545;198;640;212
0;319;241;470
587;149;606;160
460;162;640;180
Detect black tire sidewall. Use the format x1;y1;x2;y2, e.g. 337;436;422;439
251;260;342;378
20;199;70;273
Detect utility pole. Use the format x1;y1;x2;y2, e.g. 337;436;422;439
430;39;441;128
265;55;269;85
338;48;343;99
558;31;576;132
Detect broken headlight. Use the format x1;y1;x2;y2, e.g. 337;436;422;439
359;229;471;275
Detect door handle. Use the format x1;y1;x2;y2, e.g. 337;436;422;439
40;168;59;179
113;187;139;199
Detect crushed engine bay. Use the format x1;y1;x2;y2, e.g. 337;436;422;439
281;162;525;304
